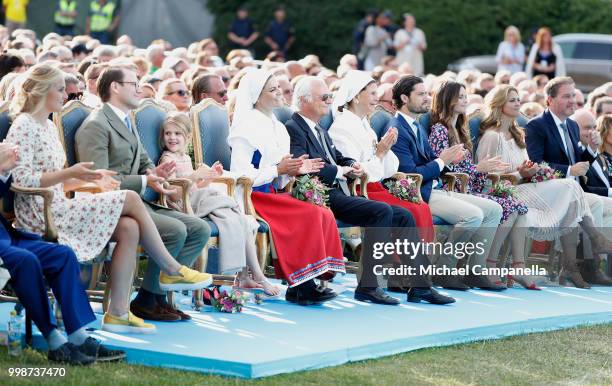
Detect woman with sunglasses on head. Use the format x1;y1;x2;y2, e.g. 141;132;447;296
157;78;191;112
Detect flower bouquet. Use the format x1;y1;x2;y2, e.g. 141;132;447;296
292;174;330;207
530;162;562;183
385;177;421;203
211;289;249;313
487;180;517;199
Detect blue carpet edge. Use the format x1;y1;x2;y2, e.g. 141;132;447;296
18;310;609;379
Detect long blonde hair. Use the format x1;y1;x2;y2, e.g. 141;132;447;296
10;63;64;119
480;84;526;148
597;114;612;154
160;111;192;151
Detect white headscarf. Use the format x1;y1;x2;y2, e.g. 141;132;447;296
331;70;374;118
231;68;273;129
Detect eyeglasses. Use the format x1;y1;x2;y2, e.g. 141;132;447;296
321;93;333;102
67;92;84;101
379;99;393;104
221;76;230;83
117;81;139;88
216;90;228;98
169;89;189;97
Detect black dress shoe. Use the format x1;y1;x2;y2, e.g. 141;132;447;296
407;287;456;305
78;337;126;362
286;286;336;305
48;342;96;366
432;275;470;291
130;302;181;322
354;287;400;305
463;274;507;291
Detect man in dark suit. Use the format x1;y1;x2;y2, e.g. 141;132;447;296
389;75;505;291
572;108;612;284
286;76;454;305
0;143;124;364
526;76;612;285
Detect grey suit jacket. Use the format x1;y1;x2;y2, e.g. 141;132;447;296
75;103;154;193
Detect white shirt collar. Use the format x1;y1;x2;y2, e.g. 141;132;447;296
106;102;129;125
298;113;317;131
549;110;566;128
397;110;417;126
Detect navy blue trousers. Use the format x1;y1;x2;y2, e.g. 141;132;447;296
1;238;96;337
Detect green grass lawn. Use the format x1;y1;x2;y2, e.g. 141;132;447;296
0;323;610;386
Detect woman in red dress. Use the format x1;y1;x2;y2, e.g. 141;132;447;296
328;70;435;242
228;69;345;305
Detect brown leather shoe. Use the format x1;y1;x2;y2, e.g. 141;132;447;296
130;302;181;322
160;303;191;320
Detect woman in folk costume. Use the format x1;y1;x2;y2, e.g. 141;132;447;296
228;68;345;305
328;70;435;242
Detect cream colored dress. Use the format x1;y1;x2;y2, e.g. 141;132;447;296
477;130;590;240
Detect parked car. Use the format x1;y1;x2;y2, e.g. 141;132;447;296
448;33;612;91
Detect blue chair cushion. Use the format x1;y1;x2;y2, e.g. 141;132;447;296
61;108;91;166
0;111;11;141
135;104;167;203
203;218;220;238
196;104;231;169
272;106;293;125
257;220;269;233
319;109;334;131
370;110;392;140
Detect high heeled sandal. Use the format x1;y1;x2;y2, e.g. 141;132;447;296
508;262;541;290
486;259;504;286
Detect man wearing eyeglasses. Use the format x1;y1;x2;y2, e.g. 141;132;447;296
191;74;228;106
75;67;211;321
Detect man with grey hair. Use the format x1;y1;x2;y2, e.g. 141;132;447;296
64;73;81;104
574;108;612;285
594;96;612;118
286;76;450;305
191;73;227;105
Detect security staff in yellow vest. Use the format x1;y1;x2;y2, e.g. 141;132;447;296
85;0;120;44
54;0;78;36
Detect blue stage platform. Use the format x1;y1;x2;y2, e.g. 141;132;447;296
1;275;611;378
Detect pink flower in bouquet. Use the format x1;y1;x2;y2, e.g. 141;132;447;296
305;190;313;199
400;179;409;187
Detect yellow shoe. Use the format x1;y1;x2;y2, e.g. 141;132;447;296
102;312;156;334
159;266;213;291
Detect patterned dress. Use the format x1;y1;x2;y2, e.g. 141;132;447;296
6;114;126;262
429;122;528;223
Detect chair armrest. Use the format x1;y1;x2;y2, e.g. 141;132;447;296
486;173;500;185
500;173;520;185
68;182;103;194
210;176;236;197
164;178;194;215
444;172;469;193
236;176;256;216
278;177;295;194
348;173;369;197
10;185;58;241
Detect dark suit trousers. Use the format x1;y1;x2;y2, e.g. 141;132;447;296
1;238;96;337
328;189;431;288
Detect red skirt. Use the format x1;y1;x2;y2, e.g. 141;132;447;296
251;192;345;287
365;182;435;242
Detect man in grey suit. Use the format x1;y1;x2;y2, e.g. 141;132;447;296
75;66;211;321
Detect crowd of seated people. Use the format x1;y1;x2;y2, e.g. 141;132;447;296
0;24;611;366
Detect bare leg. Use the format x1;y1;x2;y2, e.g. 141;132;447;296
243;232;280;296
486;212;518;283
107;217;139;316
120;191;181;275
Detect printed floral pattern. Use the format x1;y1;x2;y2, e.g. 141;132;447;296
429;122;527;223
6;114;126;262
